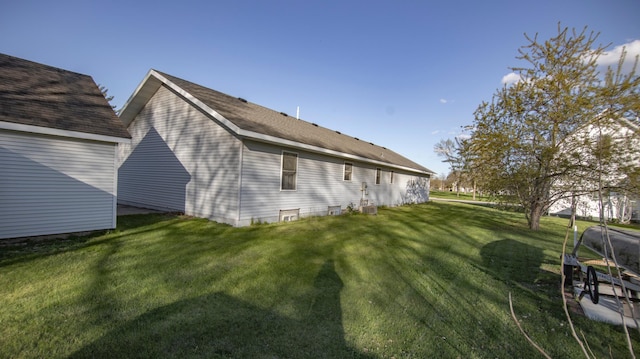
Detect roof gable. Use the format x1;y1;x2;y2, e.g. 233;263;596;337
0;53;130;140
120;70;432;174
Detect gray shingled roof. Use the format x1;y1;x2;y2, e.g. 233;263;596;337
0;53;130;139
154;71;432;174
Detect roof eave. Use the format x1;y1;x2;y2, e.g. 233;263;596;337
0;121;131;144
237;128;433;175
118;70;164;127
119;70;242;134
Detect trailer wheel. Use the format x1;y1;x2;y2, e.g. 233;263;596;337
585;266;599;304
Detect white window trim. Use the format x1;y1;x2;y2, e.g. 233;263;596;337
280;150;298;191
343;162;353;181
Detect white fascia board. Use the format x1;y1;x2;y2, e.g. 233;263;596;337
118;70;163;127
0;121;131;144
119;70;240;132
237;128;432;175
150;71;242;134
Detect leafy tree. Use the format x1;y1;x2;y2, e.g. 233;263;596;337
429;173;448;192
468;25;639;230
99;84;116;110
434;134;481;199
457;134;481;200
434;138;465;196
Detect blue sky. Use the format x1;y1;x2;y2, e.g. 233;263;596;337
2;0;639;176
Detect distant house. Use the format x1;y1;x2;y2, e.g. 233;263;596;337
549;116;640;223
117;70;433;226
0;53;131;239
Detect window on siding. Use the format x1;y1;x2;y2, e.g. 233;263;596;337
281;151;298;190
344;162;353;181
390;171;394;184
375;168;381;185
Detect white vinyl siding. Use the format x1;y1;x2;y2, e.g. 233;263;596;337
238;140;430;225
118;127;189;211
1;130;117;239
240;141;346;224
118;85;241;225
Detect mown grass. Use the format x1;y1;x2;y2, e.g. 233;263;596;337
0;202;637;358
429;190;492;202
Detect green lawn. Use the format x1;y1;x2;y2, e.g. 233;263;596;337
429;190;492;202
0;202;637;358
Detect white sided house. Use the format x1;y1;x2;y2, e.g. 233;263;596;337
0;53;131;239
118;70;433;226
548;116;640;223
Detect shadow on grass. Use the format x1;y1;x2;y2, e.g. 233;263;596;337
0;214;178;268
480;238;545;285
70;260;373;359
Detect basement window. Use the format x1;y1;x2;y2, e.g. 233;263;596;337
279;209;300;222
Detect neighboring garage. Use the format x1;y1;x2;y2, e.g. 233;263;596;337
0;53;130;239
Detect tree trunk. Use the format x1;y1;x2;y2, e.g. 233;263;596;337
569;194;577;228
472;179;477;201
528;202;545;231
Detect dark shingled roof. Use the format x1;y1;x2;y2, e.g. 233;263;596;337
154;71;432;173
0;53;130;139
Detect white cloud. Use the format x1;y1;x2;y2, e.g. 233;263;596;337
439;98;448;104
597;39;640;68
501;72;522;85
431;130;441;135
